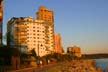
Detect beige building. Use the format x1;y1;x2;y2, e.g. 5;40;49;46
7;16;52;56
25;17;50;56
54;33;63;54
67;45;82;57
7;6;55;57
36;6;54;51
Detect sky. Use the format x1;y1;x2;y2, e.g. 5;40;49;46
3;0;108;54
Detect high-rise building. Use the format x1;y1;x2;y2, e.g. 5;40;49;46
36;6;54;51
0;0;3;45
54;33;63;54
36;6;54;24
25;17;50;56
7;17;50;56
7;6;55;56
67;45;82;57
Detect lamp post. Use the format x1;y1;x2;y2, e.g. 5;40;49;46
38;44;39;57
37;44;43;57
37;44;42;66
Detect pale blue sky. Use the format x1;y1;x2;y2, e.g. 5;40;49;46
3;0;108;54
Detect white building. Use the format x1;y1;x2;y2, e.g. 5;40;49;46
7;16;53;57
25;17;50;56
7;6;55;57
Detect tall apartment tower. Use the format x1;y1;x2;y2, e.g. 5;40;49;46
7;17;50;56
36;6;54;24
25;17;49;56
0;0;3;45
54;34;63;54
36;6;54;51
7;6;54;56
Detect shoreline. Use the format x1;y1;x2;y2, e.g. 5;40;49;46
47;59;103;72
95;58;108;72
5;59;104;72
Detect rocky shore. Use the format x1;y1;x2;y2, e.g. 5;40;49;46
47;59;103;72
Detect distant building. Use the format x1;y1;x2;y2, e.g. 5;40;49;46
0;0;3;45
54;33;63;54
36;6;54;51
67;45;82;57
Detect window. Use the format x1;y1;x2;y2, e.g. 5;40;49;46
33;34;35;35
34;37;36;39
37;37;39;39
27;33;29;35
34;41;36;42
37;34;39;36
37;30;39;32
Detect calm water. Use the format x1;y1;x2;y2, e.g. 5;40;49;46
95;58;108;72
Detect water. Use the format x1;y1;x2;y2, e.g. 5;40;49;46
95;58;108;72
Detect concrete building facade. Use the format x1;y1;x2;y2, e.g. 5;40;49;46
7;6;55;57
67;45;82;57
36;6;54;51
7;16;51;56
25;16;50;56
54;33;63;54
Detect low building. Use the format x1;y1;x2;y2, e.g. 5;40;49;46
67;45;82;57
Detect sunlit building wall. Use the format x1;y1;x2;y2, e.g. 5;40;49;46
0;0;3;44
54;33;63;54
25;16;49;56
7;6;55;56
36;6;54;52
67;45;82;57
7;17;50;56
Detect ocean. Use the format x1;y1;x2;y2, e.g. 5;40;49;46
95;58;108;72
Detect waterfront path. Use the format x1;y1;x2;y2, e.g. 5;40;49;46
47;59;103;72
7;59;103;72
7;62;62;72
